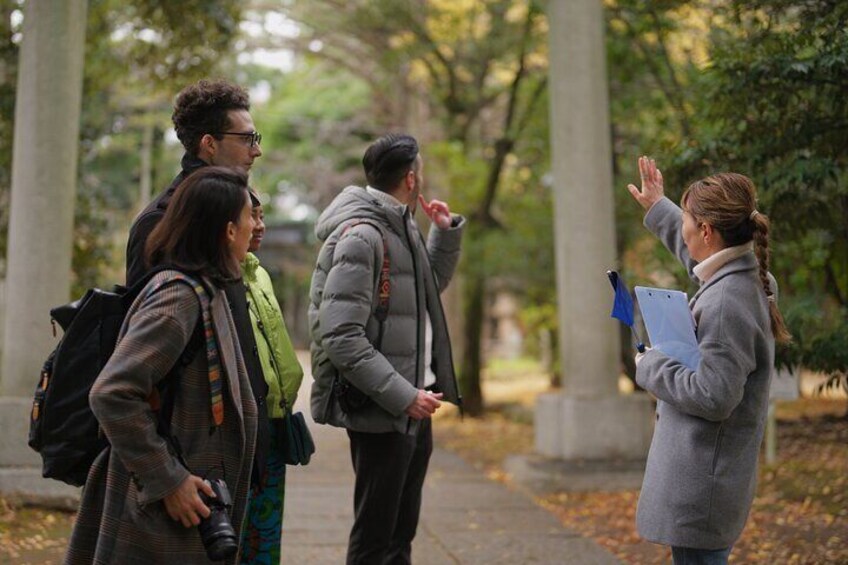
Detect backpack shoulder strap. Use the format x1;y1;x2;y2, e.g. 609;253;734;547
143;272;224;427
341;220;390;323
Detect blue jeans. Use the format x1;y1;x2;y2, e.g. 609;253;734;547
671;546;732;565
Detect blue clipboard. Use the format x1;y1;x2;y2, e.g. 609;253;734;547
634;286;701;371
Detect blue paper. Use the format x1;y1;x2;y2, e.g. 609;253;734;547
634;286;702;371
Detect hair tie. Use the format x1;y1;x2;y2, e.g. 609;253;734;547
750;210;760;220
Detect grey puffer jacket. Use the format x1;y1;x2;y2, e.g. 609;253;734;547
309;186;465;433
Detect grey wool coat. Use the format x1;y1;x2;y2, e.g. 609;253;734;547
65;271;258;565
635;197;775;549
309;186;464;433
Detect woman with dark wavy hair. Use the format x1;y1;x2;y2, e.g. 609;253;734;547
66;167;258;564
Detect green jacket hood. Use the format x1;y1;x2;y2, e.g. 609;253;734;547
242;251;261;281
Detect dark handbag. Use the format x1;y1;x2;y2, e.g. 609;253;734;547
281;411;315;466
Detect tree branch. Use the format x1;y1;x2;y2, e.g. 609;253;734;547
475;5;539;226
613;7;692;139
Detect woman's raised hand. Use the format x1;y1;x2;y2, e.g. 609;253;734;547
627;156;665;211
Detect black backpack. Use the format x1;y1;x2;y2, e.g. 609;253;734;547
27;268;206;486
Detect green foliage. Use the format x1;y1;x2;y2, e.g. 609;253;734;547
1;0;242;292
605;0;848;384
669;0;848;380
5;0;842;394
606;0;706;285
86;0;242;90
69;0;244;294
246;62;374;215
279;1;551;411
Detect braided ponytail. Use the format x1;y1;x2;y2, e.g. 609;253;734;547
683;172;792;344
750;211;792;344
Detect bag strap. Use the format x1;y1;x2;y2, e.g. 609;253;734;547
341;220;390;323
143;272;224;427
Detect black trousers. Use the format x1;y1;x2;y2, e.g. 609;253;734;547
346;419;433;565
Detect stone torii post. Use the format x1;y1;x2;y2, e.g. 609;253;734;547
533;0;653;472
0;0;88;505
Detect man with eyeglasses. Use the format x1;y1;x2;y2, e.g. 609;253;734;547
126;78;263;285
124;79;271;532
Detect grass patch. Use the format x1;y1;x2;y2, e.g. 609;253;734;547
484;357;548;381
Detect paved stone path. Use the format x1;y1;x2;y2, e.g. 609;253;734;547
281;365;621;564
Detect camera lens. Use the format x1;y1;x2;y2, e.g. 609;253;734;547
197;514;238;560
197;479;238;560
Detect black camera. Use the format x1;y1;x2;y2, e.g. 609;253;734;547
333;373;372;413
197;478;238;561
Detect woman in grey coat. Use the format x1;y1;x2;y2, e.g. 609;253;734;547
65;167;258;564
627;157;791;565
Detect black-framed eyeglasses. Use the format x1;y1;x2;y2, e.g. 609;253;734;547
212;131;262;148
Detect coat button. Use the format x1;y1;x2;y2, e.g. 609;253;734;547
656;413;660;421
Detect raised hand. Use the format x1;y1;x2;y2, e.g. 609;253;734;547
627;156;665;211
418;195;453;229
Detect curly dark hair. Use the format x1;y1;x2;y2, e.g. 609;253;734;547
171;79;251;156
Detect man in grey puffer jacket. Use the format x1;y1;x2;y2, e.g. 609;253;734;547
309;133;465;564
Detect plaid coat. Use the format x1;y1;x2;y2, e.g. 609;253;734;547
65;272;258;564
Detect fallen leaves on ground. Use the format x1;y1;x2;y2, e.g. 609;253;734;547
435;398;848;565
0;498;75;564
3;399;845;564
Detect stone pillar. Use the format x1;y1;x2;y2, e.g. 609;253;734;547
535;0;652;461
0;0;87;506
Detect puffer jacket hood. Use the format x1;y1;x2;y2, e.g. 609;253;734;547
315;186;407;243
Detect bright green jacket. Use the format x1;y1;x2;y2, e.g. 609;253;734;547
242;253;304;419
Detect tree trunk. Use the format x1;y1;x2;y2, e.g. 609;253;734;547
459;266;485;416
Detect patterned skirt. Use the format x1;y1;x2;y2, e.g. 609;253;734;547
240;419;286;565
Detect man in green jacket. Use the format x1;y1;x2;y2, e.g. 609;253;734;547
309;133;465;564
